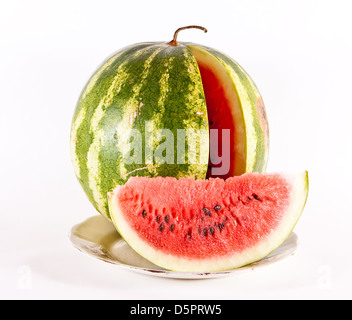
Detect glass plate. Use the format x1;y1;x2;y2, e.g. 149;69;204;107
69;215;298;279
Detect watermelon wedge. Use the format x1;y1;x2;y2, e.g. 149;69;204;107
108;172;308;272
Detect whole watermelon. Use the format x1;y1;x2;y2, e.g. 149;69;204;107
70;26;269;219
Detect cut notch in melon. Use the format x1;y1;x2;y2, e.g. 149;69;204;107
189;45;245;178
108;171;308;273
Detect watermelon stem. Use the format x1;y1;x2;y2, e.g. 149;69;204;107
168;25;208;46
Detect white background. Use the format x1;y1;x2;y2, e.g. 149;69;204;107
1;0;352;299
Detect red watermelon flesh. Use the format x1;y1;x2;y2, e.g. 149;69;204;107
189;46;246;179
108;172;308;272
197;61;237;180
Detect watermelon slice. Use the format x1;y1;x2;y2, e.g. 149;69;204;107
107;172;308;272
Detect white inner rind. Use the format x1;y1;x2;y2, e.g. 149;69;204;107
108;172;308;272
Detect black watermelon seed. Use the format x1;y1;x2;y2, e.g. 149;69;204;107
142;210;147;218
203;229;208;237
253;194;260;201
247;196;252;200
156;216;160;223
218;222;226;232
159;224;164;232
165;215;170;223
209;227;215;236
186;232;191;239
214;205;221;211
170;224;175;232
203;207;211;216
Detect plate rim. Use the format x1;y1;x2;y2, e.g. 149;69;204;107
69;215;299;279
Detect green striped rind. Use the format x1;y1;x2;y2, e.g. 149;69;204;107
71;43;209;219
186;43;269;173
